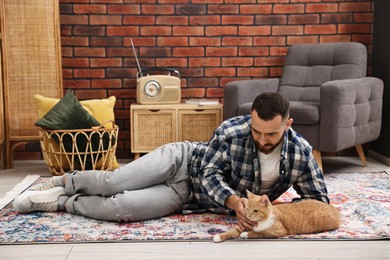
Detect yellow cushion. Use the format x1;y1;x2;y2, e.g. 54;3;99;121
34;95;120;172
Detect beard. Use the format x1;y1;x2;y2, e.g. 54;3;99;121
255;138;283;154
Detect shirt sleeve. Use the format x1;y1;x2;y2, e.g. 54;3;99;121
293;149;330;204
198;128;236;210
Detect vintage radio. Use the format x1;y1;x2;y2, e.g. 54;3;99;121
136;68;181;105
131;39;181;105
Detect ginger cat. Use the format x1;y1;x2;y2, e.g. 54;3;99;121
213;191;341;242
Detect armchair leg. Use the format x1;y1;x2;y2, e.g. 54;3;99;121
312;149;323;172
355;144;367;167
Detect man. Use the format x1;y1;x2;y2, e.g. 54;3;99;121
13;92;328;231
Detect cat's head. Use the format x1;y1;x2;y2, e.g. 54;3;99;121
245;190;273;222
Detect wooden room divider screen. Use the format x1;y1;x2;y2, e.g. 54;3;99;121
0;0;63;169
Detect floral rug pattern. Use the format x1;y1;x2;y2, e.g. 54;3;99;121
0;172;389;244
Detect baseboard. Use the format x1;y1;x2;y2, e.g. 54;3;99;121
368;150;390;167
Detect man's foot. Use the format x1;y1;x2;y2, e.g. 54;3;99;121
13;186;66;213
29;176;64;191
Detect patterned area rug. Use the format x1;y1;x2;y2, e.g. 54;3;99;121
0;172;389;244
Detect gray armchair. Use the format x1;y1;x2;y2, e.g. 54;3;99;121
224;42;383;169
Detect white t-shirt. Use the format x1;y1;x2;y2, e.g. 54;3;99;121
258;142;282;193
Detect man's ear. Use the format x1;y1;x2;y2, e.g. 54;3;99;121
286;117;293;130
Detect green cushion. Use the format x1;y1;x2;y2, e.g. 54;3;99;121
35;91;110;170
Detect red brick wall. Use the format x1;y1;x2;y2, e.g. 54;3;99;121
17;0;375;160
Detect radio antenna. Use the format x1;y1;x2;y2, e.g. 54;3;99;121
131;38;143;77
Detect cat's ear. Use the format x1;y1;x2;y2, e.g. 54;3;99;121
260;195;271;206
246;190;254;198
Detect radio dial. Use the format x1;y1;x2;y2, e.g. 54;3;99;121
144;80;161;98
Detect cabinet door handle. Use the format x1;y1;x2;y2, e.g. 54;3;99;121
194;109;205;112
149;109;161;112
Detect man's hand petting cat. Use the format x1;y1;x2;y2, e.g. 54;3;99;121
225;195;256;231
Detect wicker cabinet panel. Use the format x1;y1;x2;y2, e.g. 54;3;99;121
130;104;223;157
131;108;176;153
178;109;221;142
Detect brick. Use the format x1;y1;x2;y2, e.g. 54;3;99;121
225;0;256;3
304;25;336;35
339;2;372;12
320;35;351;43
354;13;374;23
157;37;188;46
205;68;236;77
306;4;338;13
222;15;254;25
124;58;155;68
73;25;105;36
91;79;122;89
338;24;370;34
75;89;108;99
60;0;89;3
74;47;106;57
189;58;220;67
107;48;135;57
270;47;288;56
106;68;138;78
272;25;303;35
61;25;72;36
254;36;286;46
206;88;223;98
90;37;123;47
208;5;239;14
189;37;221;46
206;47;237;56
222;57;253;67
141;26;172;36
60;15;88;25
181;88;206;98
321;14;353;24
270;67;283;77
108;4;141;14
63;79;91;89
222;37;252;46
240;5;272;15
123;16;155;25
255;15;287;25
174;26;204;36
190;15;220;25
90;15;122;25
237;67;268;77
173;47;204;57
157;16;189;25
206;26;237;36
239;26;271;36
60;4;72;14
179;67;204;77
90;58;122;67
74;4;107;14
187;78;219;87
176;5;206;15
124;37;156;47
61;47;73;57
192;0;223;3
142;5;174;15
124;0;155;3
107;26;139;36
155;58;187;67
159;0;192;3
61;36;89;46
254;57;285;66
238;47;268;56
62;69;73;78
288;14;320;25
62;57;89;67
351;34;372;45
74;69;105;78
273;4;304;14
287;36;319;45
140;47;171;57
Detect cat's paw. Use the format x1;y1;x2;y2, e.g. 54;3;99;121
240;232;249;239
213;234;222;243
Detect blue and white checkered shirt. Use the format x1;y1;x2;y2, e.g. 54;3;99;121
187;115;329;214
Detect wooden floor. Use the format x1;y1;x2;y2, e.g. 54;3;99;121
0;159;389;260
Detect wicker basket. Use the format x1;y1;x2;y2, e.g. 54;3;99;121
39;124;119;176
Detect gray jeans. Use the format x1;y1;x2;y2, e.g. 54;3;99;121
63;142;194;222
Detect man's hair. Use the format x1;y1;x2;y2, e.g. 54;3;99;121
251;92;290;121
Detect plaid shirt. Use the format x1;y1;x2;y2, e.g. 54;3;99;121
187;115;329;214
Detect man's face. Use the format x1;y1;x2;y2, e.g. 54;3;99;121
250;110;293;154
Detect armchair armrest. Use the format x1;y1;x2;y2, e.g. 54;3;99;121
320;77;383;151
224;79;280;119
